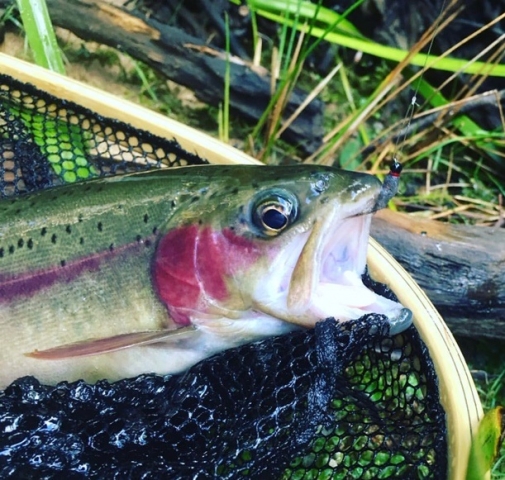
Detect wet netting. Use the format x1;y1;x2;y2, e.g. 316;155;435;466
0;73;448;478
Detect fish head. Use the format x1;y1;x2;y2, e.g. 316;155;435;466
153;165;411;339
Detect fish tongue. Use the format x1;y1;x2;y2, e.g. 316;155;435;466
316;281;377;309
310;269;376;321
311;270;406;323
312;281;402;318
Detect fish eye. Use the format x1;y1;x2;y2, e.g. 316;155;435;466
252;191;298;236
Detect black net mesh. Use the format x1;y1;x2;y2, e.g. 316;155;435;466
0;73;448;478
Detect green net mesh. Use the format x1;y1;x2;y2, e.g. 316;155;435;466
0;74;208;198
0;72;448;478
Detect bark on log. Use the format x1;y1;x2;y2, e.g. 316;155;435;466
0;0;323;153
371;210;505;340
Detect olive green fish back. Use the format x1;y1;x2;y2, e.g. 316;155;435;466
0;72;448;478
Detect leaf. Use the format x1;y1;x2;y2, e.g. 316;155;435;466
466;406;505;480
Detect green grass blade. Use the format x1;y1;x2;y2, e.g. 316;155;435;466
249;1;505;77
248;0;361;37
16;0;65;74
223;13;231;143
414;78;487;136
414;77;505;159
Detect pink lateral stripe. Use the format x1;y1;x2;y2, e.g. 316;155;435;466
0;240;149;304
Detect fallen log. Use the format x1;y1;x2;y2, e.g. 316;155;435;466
372;209;505;340
0;0;324;154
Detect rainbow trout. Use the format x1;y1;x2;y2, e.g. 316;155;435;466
0;164;411;387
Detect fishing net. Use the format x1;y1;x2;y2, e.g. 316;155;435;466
0;72;448;478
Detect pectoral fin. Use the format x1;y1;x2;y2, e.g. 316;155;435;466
25;326;197;359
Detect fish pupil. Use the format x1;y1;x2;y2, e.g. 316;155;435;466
262;207;288;230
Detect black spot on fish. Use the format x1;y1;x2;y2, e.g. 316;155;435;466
66;225;72;234
41;227;47;236
51;234;57;244
8;245;14;254
109;244;114;252
79;237;84;245
17;238;24;248
15;209;21;215
0;247;3;258
29;201;35;208
191;196;200;203
198;219;203;225
152;227;158;235
136;235;142;243
51;195;58;201
231;187;239;195
60;260;66;267
78;214;83;223
143;214;149;224
27;239;33;249
320;197;329;204
145;239;152;248
97;222;103;232
171;200;176;208
252;181;259;189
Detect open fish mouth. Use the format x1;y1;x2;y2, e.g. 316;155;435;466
253;188;412;336
315;213;411;335
284;211;412;335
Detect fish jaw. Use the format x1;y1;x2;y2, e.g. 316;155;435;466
301;212;412;335
249;199;412;335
